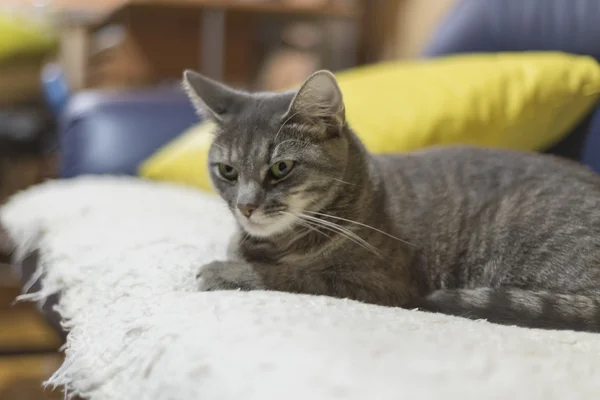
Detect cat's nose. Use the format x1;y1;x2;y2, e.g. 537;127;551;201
237;203;257;218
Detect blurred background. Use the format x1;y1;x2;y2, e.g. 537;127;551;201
0;1;457;398
0;0;455;202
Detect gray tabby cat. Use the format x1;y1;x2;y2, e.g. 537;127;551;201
184;69;600;332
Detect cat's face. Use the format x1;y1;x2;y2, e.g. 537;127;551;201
183;70;348;238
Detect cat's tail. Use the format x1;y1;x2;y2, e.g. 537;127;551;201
415;288;600;332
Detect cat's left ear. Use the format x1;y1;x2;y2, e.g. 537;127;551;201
183;70;247;122
284;70;345;128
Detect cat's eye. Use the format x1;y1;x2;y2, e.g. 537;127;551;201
270;160;295;179
217;163;238;180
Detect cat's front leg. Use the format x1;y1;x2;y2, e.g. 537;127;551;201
197;260;266;291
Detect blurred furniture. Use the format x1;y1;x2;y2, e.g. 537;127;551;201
56;0;365;91
0;9;57;106
0;105;57;204
55;0;600;180
59;88;197;177
0;8;59;202
0;11;63;399
50;0;371;177
422;0;600;173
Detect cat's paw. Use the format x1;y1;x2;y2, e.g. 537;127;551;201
196;260;265;291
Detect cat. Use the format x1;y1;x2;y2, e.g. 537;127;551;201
183;69;600;332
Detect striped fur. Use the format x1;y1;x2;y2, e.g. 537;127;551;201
414;289;600;332
185;70;600;333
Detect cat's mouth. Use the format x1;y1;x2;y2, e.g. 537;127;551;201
236;210;297;238
242;217;268;227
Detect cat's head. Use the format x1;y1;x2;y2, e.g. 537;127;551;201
183;70;352;238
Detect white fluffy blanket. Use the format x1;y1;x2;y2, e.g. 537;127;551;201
2;176;600;400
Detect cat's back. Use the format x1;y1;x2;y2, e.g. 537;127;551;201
375;146;600;198
372;146;600;289
372;145;600;237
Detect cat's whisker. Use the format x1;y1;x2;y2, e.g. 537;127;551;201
296;213;384;258
304;211;417;248
308;219;383;258
298;215;361;247
239;232;251;245
276;139;312;147
331;178;356;186
274;139;312;150
210;142;228;151
280;212;331;240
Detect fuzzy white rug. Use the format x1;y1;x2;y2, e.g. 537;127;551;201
2;176;600;400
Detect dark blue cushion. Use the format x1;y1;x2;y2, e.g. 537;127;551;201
582;108;600;174
59;88;199;177
423;0;600;60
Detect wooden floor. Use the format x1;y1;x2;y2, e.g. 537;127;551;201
0;355;64;399
0;136;65;399
0;266;64;400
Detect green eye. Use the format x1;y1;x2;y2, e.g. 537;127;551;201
270;160;295;179
217;163;238;180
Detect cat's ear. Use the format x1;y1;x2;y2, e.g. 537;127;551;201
284;70;345;128
183;70;246;122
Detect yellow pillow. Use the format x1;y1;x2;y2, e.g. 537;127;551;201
140;52;600;192
0;13;57;61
